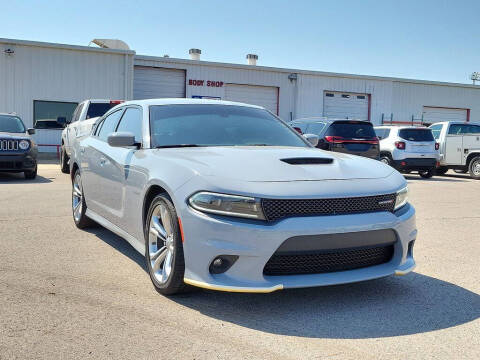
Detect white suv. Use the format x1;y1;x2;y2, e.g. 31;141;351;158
374;126;439;178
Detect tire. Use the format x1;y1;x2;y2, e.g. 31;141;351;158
468;156;480;180
24;165;37;180
60;146;70;174
379;155;392;166
72;169;94;228
145;193;187;295
435;167;448;175
419;170;434;178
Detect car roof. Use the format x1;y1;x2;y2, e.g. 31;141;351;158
0;112;20;117
374;125;430;130
120;98;264;109
292;117;371;123
429;121;480;126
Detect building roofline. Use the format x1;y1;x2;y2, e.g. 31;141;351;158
135;54;480;90
0;37;135;55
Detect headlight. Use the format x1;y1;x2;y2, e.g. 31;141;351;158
19;140;30;150
188;192;265;220
394;186;408;211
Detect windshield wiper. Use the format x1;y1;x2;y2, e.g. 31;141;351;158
155;144;200;149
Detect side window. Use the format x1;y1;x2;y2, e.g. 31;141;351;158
98;110;124;141
374;128;385;139
448;124;464;135
116;107;143;143
429;124;442;139
384;129;391;138
307;122;326;135
470;125;480;134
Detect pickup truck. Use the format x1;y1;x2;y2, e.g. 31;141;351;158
60;99;123;173
429;121;480;179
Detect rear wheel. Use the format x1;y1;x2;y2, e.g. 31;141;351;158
60;146;69;174
468;156;480;180
145;194;187;295
419;170;434;178
379;155;392;166
72;170;94;228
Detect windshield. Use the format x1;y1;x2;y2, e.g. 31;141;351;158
149;105;309;148
399;129;434;142
86;103;119;119
0;115;26;133
326;121;376;139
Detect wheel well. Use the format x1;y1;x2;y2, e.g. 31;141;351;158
143;185;169;228
380;151;392;158
466;153;480;168
70;162;79;182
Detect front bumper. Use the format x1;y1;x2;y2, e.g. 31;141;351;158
392;158;437;171
0;153;37;172
179;202;417;293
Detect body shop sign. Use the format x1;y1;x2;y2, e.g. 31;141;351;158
188;79;224;87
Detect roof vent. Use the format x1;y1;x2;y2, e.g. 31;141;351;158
189;48;201;60
281;158;334;165
246;54;258;65
91;39;130;50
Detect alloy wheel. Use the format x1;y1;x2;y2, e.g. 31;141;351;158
72;173;83;223
473;159;480;176
148;204;175;284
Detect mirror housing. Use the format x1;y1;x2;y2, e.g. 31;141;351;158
107;132;136;147
27;128;35;135
303;133;319;147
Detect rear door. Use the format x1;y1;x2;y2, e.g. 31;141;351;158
324;121;379;159
460;124;480;155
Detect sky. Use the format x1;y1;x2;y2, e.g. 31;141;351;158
1;0;478;84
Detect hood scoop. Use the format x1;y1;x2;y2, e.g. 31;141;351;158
281;157;334;165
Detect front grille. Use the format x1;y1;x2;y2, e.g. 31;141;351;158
0;161;22;169
263;244;394;275
0;139;19;151
261;194;396;221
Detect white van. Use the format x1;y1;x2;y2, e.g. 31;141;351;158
429;121;480;179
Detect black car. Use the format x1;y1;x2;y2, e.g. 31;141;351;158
290;118;380;159
0;113;38;179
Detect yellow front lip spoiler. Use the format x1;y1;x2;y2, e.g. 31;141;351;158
184;278;284;293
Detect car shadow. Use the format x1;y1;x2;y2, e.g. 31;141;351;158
0;172;52;183
89;226;480;339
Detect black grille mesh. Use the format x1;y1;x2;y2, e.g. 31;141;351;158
263;245;394;275
261;194;396;221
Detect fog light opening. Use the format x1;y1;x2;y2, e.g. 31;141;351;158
408;240;415;257
209;255;239;274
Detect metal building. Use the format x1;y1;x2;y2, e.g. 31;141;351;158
1;37;479;152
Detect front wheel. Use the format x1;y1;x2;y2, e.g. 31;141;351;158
469;156;480;180
24;166;37;180
379;155;392;166
145;194;187;295
419;170;434;178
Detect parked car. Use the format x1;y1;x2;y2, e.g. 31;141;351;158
374;126;439;178
290;118;380;159
429;121;480;179
59;99;123;173
0;113;38;179
70;99;416;295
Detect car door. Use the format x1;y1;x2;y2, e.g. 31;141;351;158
445;124;464;165
82;108;125;221
66;102;84;155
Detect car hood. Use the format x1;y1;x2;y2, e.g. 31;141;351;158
154;146;393;182
0;132;29;140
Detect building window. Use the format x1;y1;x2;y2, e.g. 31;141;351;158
357;95;366;99
341;94;350;98
33;100;78;129
325;93;334;97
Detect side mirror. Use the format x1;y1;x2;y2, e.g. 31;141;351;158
57;116;67;127
107;132;136;147
27;128;35;135
303;133;319;147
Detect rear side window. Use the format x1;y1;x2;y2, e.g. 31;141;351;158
398;129;434;142
326;121;376;138
374;128;390;139
429;124;442;140
87;103;119;119
116;107;143;143
447;124;468;135
97;110;124;141
306;122;326;135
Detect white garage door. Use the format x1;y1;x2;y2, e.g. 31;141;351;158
323;91;369;120
423;107;467;124
224;84;278;114
133;66;186;100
